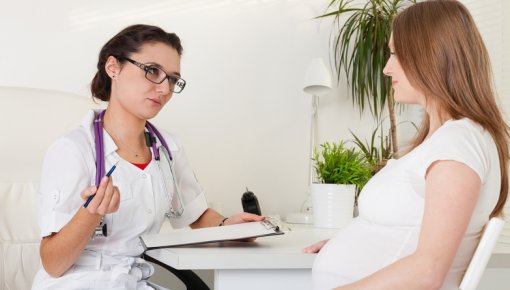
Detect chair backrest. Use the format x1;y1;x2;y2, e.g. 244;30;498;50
0;86;100;290
459;217;506;290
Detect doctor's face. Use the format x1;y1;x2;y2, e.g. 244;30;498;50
108;42;182;120
383;35;424;106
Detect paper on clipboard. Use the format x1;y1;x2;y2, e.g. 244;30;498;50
140;220;285;250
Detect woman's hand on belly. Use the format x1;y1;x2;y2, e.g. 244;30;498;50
303;239;329;253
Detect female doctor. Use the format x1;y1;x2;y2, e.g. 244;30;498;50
32;24;263;290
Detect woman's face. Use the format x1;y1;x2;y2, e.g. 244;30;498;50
383;35;425;106
107;42;181;120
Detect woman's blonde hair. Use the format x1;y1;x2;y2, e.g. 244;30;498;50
393;0;509;217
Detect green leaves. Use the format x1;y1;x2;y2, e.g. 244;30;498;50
313;141;371;189
320;0;415;119
350;122;392;176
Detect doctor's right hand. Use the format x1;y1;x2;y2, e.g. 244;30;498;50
81;176;120;216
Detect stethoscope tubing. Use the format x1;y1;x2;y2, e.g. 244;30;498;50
93;110;173;188
94;110;106;187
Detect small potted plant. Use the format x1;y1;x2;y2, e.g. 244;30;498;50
311;141;371;228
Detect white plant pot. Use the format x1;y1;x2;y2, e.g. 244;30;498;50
311;183;356;228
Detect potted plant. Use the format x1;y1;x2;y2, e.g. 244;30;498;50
318;0;416;155
311;141;370;228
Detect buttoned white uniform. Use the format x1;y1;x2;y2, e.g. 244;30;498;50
32;110;208;290
313;119;501;290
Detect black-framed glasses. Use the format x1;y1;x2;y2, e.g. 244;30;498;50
117;56;186;93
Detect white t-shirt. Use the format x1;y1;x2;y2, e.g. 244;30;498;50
312;118;500;290
32;110;209;290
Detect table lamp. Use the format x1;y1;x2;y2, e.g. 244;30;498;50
285;57;332;224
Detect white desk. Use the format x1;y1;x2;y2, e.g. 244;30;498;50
145;226;337;290
146;226;510;290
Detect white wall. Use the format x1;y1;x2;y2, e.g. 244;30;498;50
0;0;381;217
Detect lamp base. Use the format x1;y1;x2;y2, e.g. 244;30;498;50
284;212;313;224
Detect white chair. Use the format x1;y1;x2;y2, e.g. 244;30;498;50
0;86;95;290
459;217;506;290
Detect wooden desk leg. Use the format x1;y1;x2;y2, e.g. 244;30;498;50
214;269;311;290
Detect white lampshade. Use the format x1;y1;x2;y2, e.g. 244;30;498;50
303;58;332;96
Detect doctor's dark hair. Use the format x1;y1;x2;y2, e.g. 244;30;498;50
393;0;509;218
91;24;183;101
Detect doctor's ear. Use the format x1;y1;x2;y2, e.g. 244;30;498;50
105;56;121;79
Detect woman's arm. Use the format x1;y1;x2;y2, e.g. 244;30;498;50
40;176;120;277
189;208;224;228
333;160;481;290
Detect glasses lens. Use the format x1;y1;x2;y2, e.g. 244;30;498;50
144;66;186;94
165;76;186;93
173;78;186;93
144;66;166;84
158;146;184;217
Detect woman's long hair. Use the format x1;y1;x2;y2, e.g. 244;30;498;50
393;0;509;217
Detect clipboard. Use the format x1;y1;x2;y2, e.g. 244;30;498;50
140;220;285;250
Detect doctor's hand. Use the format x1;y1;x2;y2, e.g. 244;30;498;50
223;212;265;226
81;176;120;216
303;239;330;253
223;213;265;242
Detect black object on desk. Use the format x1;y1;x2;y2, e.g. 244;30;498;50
242;187;261;215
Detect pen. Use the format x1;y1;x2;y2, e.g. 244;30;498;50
84;162;118;208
